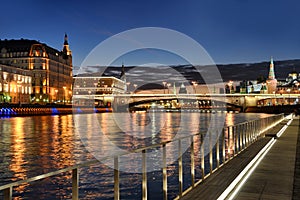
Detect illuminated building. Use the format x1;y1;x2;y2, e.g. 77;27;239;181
178;83;187;94
0;34;73;104
73;76;125;106
266;57;277;94
0;64;32;103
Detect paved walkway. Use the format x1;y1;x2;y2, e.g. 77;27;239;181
233;117;299;199
180;117;300;200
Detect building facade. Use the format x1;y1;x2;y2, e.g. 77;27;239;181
0;64;32;104
73;76;126;106
0;35;73;104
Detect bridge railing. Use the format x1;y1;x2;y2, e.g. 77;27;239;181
0;113;285;200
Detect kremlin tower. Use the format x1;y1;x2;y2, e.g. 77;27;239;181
266;57;277;94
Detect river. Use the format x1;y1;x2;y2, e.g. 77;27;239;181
0;112;272;199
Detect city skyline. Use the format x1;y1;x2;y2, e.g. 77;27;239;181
1;0;300;67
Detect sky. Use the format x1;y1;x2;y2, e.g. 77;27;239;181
1;0;300;67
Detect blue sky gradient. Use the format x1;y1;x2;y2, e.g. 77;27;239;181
1;0;299;66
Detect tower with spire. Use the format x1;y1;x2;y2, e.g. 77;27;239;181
120;62;125;80
120;63;127;91
266;57;277;94
62;33;72;56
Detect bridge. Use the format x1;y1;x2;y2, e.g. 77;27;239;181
73;93;300;111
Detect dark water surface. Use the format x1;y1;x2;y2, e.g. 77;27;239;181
0;112;272;199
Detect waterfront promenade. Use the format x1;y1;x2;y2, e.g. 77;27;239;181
181;116;299;200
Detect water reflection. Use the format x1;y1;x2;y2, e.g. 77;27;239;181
10;117;29;193
0;112;272;199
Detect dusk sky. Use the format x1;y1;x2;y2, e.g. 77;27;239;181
1;0;300;67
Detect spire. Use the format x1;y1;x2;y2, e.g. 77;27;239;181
63;33;72;56
120;62;126;80
64;33;69;45
268;56;275;80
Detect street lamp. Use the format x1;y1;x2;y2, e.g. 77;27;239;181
133;84;137;93
17;80;23;105
192;81;198;94
126;82;131;93
17;84;21;105
167;83;171;94
55;89;58;102
63;86;66;105
162;81;167;94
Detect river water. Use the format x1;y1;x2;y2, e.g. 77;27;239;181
0;112;272;199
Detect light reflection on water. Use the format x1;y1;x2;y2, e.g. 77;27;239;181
0;112;272;199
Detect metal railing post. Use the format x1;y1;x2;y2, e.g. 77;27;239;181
114;156;120;200
245;123;249;147
162;144;168;200
201;135;205;180
4;187;12;200
216;131;220;168
228;126;232;159
72;168;79;200
234;125;240;154
222;128;225;163
142;150;147;200
209;131;213;174
190;136;195;187
234;126;238;155
178;139;183;197
242;123;246;148
239;124;243;150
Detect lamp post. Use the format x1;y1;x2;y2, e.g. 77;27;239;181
17;80;23;105
63;86;66;105
133;84;137;93
162;81;166;94
192;81;198;94
167;83;171;94
126;82;131;93
17;84;21;105
55;89;58;103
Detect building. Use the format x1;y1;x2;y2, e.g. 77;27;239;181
178;83;187;94
0;34;73;104
266;57;277;94
0;64;32;103
73;75;126;106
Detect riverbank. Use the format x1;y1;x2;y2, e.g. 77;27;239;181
0;104;297;117
0;106;112;117
245;104;300;114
